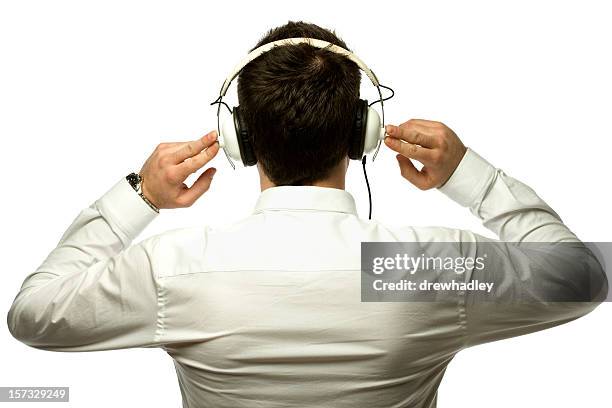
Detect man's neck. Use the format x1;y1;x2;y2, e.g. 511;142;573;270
260;177;345;192
258;163;347;192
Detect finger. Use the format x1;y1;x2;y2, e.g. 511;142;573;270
158;142;186;150
404;119;443;128
170;130;218;164
384;137;437;164
386;123;439;148
396;155;432;190
175;142;220;180
177;167;217;207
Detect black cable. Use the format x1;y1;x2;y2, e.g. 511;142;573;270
368;84;395;107
210;96;233;114
362;156;372;220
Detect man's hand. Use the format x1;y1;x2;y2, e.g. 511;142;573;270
383;120;467;190
139;130;220;209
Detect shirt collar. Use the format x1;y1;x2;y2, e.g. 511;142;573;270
253;186;358;215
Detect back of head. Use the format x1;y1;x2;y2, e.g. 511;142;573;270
237;21;361;186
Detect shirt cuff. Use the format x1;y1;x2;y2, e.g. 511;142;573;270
438;148;496;207
95;177;159;246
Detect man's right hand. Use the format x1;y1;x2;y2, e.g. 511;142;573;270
383;119;467;190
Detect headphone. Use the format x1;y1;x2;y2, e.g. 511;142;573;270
212;37;390;168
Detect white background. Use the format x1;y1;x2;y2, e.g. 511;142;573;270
1;1;610;407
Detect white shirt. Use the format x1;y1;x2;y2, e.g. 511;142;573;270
7;149;607;408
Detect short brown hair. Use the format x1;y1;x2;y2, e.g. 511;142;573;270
237;21;361;185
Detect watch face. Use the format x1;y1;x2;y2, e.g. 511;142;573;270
126;173;140;190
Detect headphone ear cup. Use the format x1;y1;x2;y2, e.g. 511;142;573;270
362;106;384;155
232;106;257;167
220;110;242;163
348;99;369;160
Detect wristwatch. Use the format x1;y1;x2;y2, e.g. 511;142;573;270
126;172;160;213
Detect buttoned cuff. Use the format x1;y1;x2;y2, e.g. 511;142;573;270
95;177;159;247
438;148;496;207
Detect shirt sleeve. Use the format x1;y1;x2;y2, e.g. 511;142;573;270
7;177;162;351
439;148;608;348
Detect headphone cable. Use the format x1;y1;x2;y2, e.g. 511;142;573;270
368;84;395;107
361;156;372;220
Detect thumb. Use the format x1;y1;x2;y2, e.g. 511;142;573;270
178;167;217;207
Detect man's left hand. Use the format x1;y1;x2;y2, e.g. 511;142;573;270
139;130;220;209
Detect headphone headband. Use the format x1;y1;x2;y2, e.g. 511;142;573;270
219;37;381;97
214;36;389;169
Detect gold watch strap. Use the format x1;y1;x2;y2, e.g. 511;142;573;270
126;172;160;213
138;178;160;213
